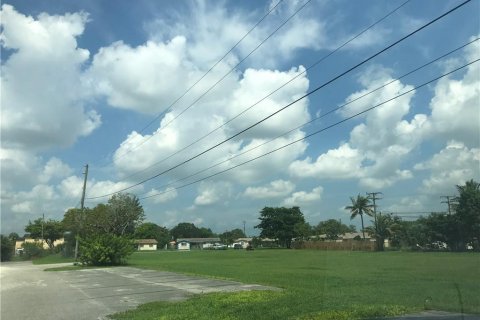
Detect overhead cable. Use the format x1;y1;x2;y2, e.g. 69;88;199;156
133;38;478;197
112;0;310;161
139;59;479;200
86;0;472;200
117;0;412;183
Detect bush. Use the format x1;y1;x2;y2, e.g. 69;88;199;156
79;234;134;266
22;242;47;259
1;235;14;262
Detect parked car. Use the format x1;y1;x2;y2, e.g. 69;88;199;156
213;243;227;250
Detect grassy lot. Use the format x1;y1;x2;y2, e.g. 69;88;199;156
109;249;479;320
31;253;75;265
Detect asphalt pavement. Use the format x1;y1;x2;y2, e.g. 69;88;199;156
0;261;277;320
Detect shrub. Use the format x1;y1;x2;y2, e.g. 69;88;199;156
1;235;14;262
22;242;47;259
79;234;134;266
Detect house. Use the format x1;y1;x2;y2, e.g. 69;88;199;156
15;238;65;254
234;237;253;248
176;238;221;250
135;239;158;251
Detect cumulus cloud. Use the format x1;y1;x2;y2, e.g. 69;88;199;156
244;179;295;199
423;38;480;147
415;141;480;194
0;5;101;151
144;187;178;204
194;182;232;206
283;186;323;206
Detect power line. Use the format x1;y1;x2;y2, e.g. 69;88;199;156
114;0;413;184
138;59;479;201
86;0;472;200
137;0;284;136
111;0;310;162
134;39;478;198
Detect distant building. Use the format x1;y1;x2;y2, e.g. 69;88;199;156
135;239;158;251
176;238;221;250
234;237;253;248
15;238;65;254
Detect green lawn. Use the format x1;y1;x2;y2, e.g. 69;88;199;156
109;250;480;320
31;254;75;265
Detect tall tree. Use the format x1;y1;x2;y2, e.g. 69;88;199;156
454;179;480;251
25;218;63;249
315;219;352;240
219;228;246;245
170;222;203;239
1;235;14;262
107;193;145;236
134;223;171;248
345;195;373;240
365;213;400;251
255;206;306;248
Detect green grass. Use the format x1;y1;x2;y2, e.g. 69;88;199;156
31;253;75;265
108;250;480;319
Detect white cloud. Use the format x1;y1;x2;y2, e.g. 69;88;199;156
415;141;480;195
289;143;363;179
0;5;101;151
194;182;232;206
144;187;178;204
423;38;480;147
244;179;295;199
283;186;323;206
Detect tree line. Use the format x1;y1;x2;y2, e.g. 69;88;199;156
1;179;477;263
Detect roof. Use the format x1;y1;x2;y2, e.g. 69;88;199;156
135;239;158;244
235;238;252;242
177;238;220;243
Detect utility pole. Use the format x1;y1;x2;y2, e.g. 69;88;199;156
41;213;44;246
75;164;89;260
440;196;454;215
242;221;246;237
366;192;383;228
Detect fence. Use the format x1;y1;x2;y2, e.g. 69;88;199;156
293;240;375;251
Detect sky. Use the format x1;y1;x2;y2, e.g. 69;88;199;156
1;0;479;236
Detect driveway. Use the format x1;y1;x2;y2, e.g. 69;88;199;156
0;261;276;320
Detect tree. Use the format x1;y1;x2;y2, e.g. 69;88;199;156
1;235;14;262
25;218;63;250
106;193;145;236
365;213;400;251
255;206;306;248
315;219;352;240
170;222;212;239
454;179;480;251
345;195;373;240
134;223;171;249
219;228;246;245
8;232;20;241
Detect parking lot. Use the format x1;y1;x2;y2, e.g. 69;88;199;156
0;261;277;320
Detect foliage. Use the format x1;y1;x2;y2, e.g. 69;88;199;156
365;213;401;251
1;234;14;261
134;222;171;248
22;242;47;259
314;219;353;240
25;218;63;250
454;179;480;251
219;228;246;244
8;232;20;241
32;253;75;265
255;206;306;248
79;234;134;265
170;222;215;239
345;195;373;240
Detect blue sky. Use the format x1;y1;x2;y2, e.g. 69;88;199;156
1;0;479;235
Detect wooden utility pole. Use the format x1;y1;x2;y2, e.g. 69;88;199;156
74;164;89;260
366;192;383;226
440;196;454;215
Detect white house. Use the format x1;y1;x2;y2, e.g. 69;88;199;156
135;239;158;251
177;240;190;251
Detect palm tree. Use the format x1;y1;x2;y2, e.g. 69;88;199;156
345;195;374;240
